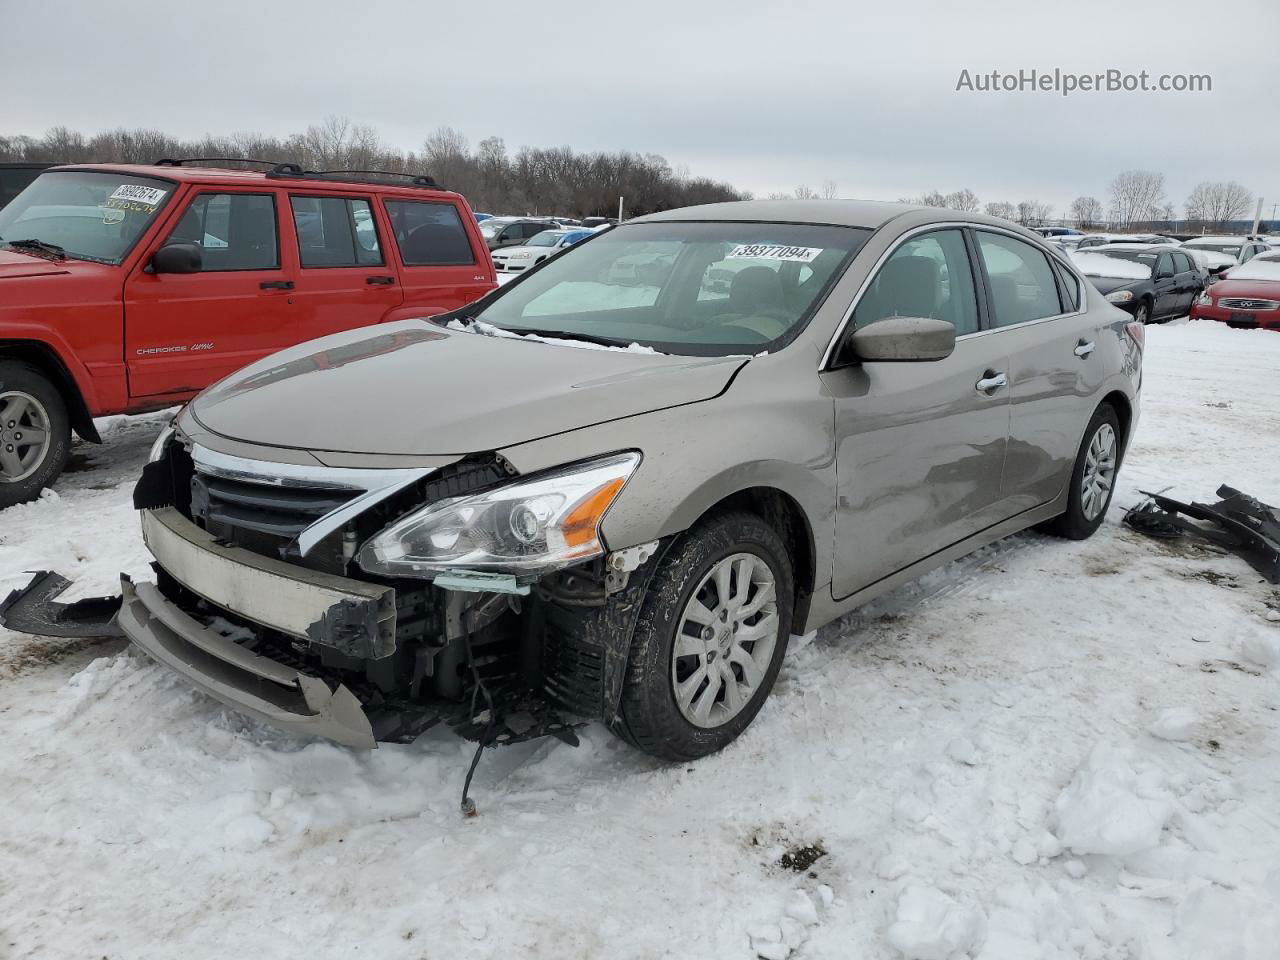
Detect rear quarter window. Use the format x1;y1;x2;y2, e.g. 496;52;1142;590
385;200;476;266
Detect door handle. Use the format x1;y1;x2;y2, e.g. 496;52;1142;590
1074;340;1096;358
259;280;294;290
366;275;396;285
975;372;1008;393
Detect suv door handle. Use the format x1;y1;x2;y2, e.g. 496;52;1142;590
259;280;294;290
975;371;1008;393
1074;340;1096;358
366;275;396;285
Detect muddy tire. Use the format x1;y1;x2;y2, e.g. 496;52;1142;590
0;361;71;510
613;512;794;761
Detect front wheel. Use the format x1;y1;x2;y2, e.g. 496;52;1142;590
1133;301;1151;324
1046;403;1121;540
0;361;71;510
614;512;794;761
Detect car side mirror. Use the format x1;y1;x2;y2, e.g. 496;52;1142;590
839;316;956;365
151;242;202;274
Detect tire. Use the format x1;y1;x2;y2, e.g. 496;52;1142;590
0;361;71;510
1045;403;1121;540
1133;300;1151;324
613;512;794;761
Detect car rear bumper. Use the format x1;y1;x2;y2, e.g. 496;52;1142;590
1191;304;1280;329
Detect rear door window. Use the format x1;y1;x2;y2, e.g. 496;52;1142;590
384;200;475;266
165;192;278;271
975;232;1064;327
290;196;382;267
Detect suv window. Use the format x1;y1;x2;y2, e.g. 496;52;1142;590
976;231;1063;327
384;200;474;266
167;193;278;271
853;229;979;335
290;196;382;268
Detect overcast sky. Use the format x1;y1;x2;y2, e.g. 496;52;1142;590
5;0;1278;219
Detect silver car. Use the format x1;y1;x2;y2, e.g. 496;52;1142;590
7;201;1143;760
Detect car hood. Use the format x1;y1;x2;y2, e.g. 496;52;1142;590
492;244;550;258
0;248;74;279
1209;278;1280;300
1084;274;1146;295
190;320;748;455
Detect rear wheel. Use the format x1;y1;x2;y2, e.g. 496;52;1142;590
1046;403;1121;540
614;512;794;761
0;361;71;510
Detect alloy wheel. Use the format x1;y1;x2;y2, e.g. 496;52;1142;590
0;390;53;484
671;551;780;728
1080;422;1117;521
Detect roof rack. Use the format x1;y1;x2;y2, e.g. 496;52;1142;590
265;165;444;190
153;157;285;168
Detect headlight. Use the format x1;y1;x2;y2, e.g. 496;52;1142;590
510;251;533;259
1105;290;1134;303
356;452;640;578
1196;291;1213;306
148;423;175;462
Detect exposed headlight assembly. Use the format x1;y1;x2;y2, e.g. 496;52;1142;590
149;422;176;462
1105;290;1134;304
357;452;640;578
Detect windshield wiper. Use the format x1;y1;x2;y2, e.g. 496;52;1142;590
6;238;67;260
493;326;636;349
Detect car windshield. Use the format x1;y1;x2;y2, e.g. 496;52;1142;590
471;221;869;356
0;170;173;264
527;231;564;247
1071;250;1154;280
1187;242;1242;256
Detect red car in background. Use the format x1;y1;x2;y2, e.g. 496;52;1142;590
1191;251;1280;330
0;160;496;507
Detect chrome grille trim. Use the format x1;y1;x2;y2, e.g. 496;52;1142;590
1219;298;1279;311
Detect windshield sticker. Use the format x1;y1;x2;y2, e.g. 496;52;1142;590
726;243;823;263
108;184;167;209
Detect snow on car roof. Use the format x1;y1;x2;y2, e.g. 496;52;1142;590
1069;251;1152;280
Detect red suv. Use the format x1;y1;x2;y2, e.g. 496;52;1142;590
0;160;496;507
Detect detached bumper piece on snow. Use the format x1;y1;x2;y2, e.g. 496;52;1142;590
0;571;124;639
1124;484;1280;584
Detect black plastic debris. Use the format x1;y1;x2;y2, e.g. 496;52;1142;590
1124;485;1280;584
0;571;124;638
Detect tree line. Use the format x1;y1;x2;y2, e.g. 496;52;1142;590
0;116;746;218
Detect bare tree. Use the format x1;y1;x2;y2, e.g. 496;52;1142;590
1069;196;1103;228
793;184;818;200
984;201;1016;221
820;179;839;200
944;188;979;212
1186;180;1253;231
1109;170;1166;230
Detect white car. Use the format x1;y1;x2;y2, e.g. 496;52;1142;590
490;228;592;272
1075;233;1179;250
1182;236;1272;267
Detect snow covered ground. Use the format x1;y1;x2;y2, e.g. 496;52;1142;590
2;319;1279;960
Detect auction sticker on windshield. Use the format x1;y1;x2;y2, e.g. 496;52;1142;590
108;184;168;208
726;243;822;263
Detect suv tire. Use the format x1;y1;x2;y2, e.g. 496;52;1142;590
614;512;794;761
0;361;71;510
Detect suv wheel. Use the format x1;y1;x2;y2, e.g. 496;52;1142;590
0;361;71;510
614;512;794;761
1046;403;1120;540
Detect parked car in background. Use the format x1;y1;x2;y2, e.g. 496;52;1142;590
1192;255;1280;330
1183;236;1271;268
1036;227;1083;238
1047;235;1085;253
0;162;57;209
0;160;495;508
490;228;593;272
580;216;619;229
6;200;1141;759
1070;244;1203;323
473;212;495;221
479;216;561;251
1076;233;1178;250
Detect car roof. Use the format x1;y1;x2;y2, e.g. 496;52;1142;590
1088;243;1170;252
43;162;463;200
1185;236;1253;243
631;198;1008;230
